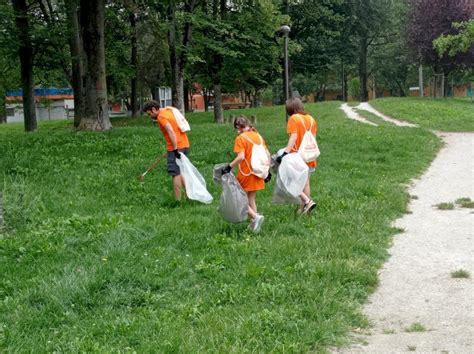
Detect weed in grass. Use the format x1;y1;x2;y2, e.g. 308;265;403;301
436;202;455;210
407;345;417;351
391;227;405;235
451;269;470;279
455;197;474;209
405;323;426;332
383;329;395;334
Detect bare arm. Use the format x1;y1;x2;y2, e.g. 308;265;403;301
229;152;245;169
284;133;298;153
164;123;178;150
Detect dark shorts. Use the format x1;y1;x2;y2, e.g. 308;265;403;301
167;148;189;176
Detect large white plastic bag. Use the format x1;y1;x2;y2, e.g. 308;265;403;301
219;173;248;223
176;153;213;204
272;152;308;204
273;173;301;204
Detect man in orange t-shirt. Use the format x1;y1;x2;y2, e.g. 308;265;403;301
276;97;318;214
143;100;190;200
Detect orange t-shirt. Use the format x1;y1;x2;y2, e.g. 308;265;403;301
287;113;318;168
157;108;190;151
233;131;266;192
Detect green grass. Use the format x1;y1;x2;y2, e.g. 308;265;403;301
371;97;474;132
436;202;455;210
355;109;392;127
451;269;470;279
0;102;440;352
405;322;426;333
455;197;474;209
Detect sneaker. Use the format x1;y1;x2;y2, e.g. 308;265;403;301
247;219;255;230
301;200;316;215
252;214;265;233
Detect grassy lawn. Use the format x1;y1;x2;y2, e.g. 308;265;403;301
354;109;393;127
370;97;474;132
0;102;440;351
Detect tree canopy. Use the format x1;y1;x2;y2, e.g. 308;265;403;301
1;0;473;129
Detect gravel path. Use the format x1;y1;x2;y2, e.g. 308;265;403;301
340;103;377;126
336;105;474;353
357;102;417;127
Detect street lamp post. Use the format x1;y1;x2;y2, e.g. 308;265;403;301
279;25;290;119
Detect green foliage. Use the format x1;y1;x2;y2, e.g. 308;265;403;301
348;78;360;100
404;323;426;332
436;202;455;210
0;102;441;351
434;20;474;57
451;269;470;279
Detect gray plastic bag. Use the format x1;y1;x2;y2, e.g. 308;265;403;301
219;173;248;223
213;163;229;184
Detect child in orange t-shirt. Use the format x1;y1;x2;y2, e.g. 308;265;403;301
276;97;318;214
143;100;190;200
221;116;270;233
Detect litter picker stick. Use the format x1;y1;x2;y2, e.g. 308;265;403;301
137;153;167;181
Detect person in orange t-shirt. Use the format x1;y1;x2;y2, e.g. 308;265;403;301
143;100;190;200
221;116;270;233
276;97;318;214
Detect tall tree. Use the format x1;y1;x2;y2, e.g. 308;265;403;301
11;0;37;131
129;5;138;117
167;0;196;112
65;0;85;127
347;0;395;102
78;0;111;130
407;0;473;78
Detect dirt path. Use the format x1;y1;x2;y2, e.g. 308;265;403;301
335;106;474;353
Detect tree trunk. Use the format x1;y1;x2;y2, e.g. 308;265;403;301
12;0;37;132
418;62;424;97
168;1;194;113
168;3;180;110
252;92;258;108
130;11;138;118
65;0;85;127
213;83;223;123
184;84;190;112
78;0;111;130
358;36;369;102
204;88;209;112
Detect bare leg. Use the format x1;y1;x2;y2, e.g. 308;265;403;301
247;191;257;219
299;176;311;207
303;175;311;199
172;175;185;200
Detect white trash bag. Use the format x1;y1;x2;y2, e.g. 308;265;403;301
272;151;308;204
176;153;213;204
218;173;248;223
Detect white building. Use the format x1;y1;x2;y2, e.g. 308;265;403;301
5;88;75;123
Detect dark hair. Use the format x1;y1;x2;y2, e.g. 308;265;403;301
285;97;306;116
142;100;160;112
233;115;256;131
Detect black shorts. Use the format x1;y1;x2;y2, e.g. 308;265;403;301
167;148;189;176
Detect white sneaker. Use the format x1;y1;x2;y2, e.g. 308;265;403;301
252;214;265;233
301;200;316;215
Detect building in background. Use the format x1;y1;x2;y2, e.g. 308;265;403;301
5;88;74;123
